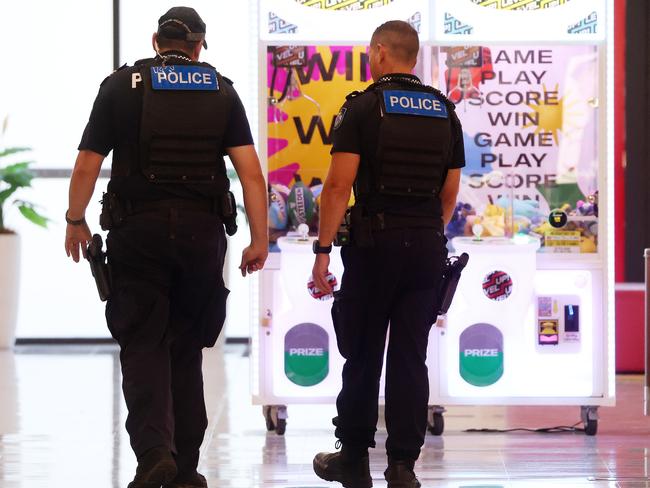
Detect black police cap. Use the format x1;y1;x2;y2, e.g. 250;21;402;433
157;6;208;49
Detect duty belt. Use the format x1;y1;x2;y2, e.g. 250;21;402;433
129;198;217;214
369;213;440;231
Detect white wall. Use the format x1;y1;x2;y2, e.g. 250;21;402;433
0;0;113;167
1;1;259;339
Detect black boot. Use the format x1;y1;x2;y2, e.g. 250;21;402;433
384;460;420;488
313;447;372;488
163;470;208;488
127;446;178;488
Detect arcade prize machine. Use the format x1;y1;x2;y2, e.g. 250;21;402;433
252;0;615;438
253;0;431;434
425;0;615;436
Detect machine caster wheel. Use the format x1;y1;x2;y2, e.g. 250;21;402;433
584;419;598;436
428;413;444;436
581;406;598;436
263;406;275;431
427;405;446;436
263;405;288;435
275;418;287;435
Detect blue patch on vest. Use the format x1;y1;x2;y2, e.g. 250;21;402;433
383;90;448;118
150;65;219;91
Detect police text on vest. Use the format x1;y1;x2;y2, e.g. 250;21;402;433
150;65;219;91
383;90;448;118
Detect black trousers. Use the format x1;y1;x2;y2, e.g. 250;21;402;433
332;228;447;461
106;208;228;475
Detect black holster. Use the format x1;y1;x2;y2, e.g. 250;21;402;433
349;206;374;247
437;252;469;315
99;192;127;231
334;209;351;247
87;234;112;302
220;191;238;236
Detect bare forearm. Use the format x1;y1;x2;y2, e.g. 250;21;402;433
240;175;268;245
318;185;351;246
68;165;101;219
442;197;456;226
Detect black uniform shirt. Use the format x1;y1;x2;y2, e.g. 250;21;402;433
331;73;465;221
78;52;254;201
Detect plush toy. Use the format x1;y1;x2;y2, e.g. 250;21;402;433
495;197;542;220
446;202;475;239
580;236;597;253
269;185;289;230
287;174;316;229
481;204;505;237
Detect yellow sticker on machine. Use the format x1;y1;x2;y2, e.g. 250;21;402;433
544;230;581;248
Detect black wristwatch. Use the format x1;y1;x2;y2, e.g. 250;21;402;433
312;240;332;254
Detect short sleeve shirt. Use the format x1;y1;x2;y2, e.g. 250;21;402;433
78;53;254;200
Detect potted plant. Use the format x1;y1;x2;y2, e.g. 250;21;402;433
0;117;48;349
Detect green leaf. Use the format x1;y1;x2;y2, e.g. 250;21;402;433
17;203;49;228
2;162;35;188
0;147;31;159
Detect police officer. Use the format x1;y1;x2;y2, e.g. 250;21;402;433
311;21;464;488
64;7;268;488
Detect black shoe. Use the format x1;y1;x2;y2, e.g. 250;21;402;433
127;446;178;488
163;471;208;488
384;461;420;488
313;451;372;488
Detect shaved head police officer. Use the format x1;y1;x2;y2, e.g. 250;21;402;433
312;21;464;488
65;7;268;488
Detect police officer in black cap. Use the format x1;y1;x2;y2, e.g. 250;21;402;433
64;6;268;488
311;20;464;488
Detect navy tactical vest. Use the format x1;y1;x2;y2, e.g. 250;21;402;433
354;77;458;211
134;57;231;191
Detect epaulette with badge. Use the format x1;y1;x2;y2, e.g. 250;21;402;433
345;90;363;101
100;63;128;86
134;57;157;66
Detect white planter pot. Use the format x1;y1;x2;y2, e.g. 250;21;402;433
0;233;20;349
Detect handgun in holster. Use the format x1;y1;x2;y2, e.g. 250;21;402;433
437;252;469;315
220;191;238;236
349;205;374;247
87;234;112;302
334;209;351;247
99;192;127;231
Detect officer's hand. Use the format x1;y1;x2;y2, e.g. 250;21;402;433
65;222;92;263
312;254;332;295
240;243;268;277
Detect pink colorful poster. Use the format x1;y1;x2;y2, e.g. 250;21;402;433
267;45;371;244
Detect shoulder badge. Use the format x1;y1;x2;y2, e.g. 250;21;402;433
134;57;154;66
345;90;362;101
333;107;347;130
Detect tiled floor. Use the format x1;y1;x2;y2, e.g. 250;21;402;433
2;344;650;487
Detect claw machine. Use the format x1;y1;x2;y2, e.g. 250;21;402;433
252;0;615;437
426;0;615;437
